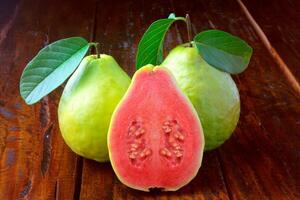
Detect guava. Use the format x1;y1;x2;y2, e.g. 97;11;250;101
108;65;204;191
58;54;131;162
162;45;240;150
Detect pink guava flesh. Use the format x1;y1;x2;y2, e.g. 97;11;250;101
108;65;204;191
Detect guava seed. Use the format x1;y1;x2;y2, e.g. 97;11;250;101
175;152;183;158
163;126;172;133
140;148;152;158
163;121;171;126
131;143;138;148
135;128;145;137
129;153;136;159
160;148;172;157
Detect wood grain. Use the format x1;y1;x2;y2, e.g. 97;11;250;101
236;0;300;95
242;0;300;82
171;0;300;199
0;0;95;199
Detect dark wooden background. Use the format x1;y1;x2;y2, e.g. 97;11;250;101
0;0;299;199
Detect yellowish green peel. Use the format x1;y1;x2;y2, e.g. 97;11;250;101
58;54;131;162
162;46;240;150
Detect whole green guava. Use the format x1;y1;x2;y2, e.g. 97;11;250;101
58;54;131;162
162;45;240;150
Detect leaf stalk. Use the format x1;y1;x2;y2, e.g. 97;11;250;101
90;42;100;58
185;14;192;47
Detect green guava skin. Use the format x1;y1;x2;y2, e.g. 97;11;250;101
58;54;131;162
162;45;240;150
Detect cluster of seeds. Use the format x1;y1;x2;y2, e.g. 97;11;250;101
126;118;186;167
160;119;185;164
127;120;152;166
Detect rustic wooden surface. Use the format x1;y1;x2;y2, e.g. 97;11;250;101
243;0;300;82
0;0;299;199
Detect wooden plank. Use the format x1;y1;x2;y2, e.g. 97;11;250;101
242;0;300;82
236;0;300;95
0;0;95;199
79;0;230;199
171;0;300;199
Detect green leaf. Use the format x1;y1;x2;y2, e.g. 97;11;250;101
194;30;253;74
136;15;185;69
20;37;90;105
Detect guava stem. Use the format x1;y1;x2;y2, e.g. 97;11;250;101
90;42;100;58
185;14;192;47
95;45;100;58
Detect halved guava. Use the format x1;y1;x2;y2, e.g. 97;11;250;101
108;65;204;191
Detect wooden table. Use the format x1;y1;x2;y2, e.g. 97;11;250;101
0;0;299;199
